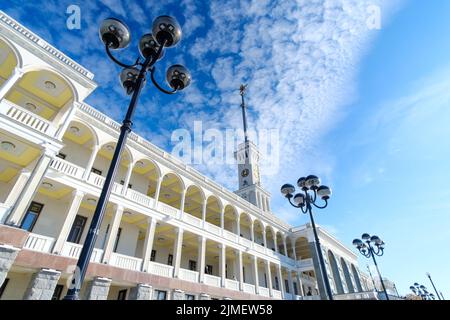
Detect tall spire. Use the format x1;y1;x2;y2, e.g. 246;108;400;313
239;84;249;143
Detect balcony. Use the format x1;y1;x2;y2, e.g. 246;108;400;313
224;279;239;291
0;100;56;136
178;268;199;283
259;287;270;297
203;274;221;287
242;283;256;294
60;242;103;263
296;258;314;270
23;233;54;253
148;261;174;278
272;289;282;299
109;252;143;272
49;158;85;180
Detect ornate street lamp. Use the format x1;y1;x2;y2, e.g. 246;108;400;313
63;15;190;300
410;283;435;300
280;175;333;300
352;234;389;300
426;272;442;300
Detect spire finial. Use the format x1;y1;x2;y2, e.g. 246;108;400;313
239;84;249;143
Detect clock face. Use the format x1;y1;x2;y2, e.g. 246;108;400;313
241;169;249;177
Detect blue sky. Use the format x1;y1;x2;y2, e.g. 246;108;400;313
2;0;449;298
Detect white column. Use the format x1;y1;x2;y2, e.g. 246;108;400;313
7;151;54;226
152;177;163;208
0;67;24;100
262;228;267;248
237;250;244;290
296;273;305;296
283;237;288;256
102;205;124;263
220;207;224;230
273;234;279;253
179;189;186;219
197;236;206;283
55;102;78;139
291;238;297;260
236;214;241;236
201;200;206;228
82;145;99;180
3;169;31;207
173;227;183;278
141;217;157;272
52;190;85;254
121;162;133;195
252;256;259;294
277;265;285;299
219;244;226;287
287;270;294;298
265;261;273;297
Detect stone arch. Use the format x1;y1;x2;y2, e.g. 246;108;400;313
158;172;185;209
205;195;222;227
253;219;264;246
265;226;276;251
295;237;312;260
223;204;238;234
0;36;22;79
239;212;252;240
328;250;344;294
340;258;354;293
351;264;363;292
184;184;205;219
129;158;161;198
60;119;98;168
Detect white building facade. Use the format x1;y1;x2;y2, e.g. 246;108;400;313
0;11;375;300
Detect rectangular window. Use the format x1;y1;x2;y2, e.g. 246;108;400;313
150;250;156;262
0;278;9;299
51;284;64;300
294;282;298;295
119;180;132;189
113;227;122;253
155;290;167;300
56;152;66;159
117;289;127;300
20;202;44;232
243;266;245;282
206;265;213;275
91;168;102;175
275;276;279;290
67;215;87;244
185;294;195;300
189;260;197;271
285;280;290;293
167;254;173;266
264;274;267;287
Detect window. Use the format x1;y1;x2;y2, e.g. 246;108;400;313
67;215;87;244
51;284;64;300
117;289;127;300
294;282;298;296
189;260;197;271
185;294;195;300
119;180;132;189
91;168;102;175
274;276;279;290
56;152;66;159
150;250;156;262
113;227;122;253
20;202;44;232
0;278;9;299
264;274;267;287
205;265;213;275
285;280;290;293
154;290;167;300
167;254;173;266
243;267;245;282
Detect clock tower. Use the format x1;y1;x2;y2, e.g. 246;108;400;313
234;85;271;212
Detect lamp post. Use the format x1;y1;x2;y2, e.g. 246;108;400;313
280;175;333;300
410;283;435;300
352;233;389;300
63;15;190;300
426;272;442;300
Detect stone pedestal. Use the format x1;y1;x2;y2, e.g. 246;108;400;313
23;269;61;300
129;283;152;300
199;293;211;300
172;289;185;300
84;277;112;300
0;244;19;287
